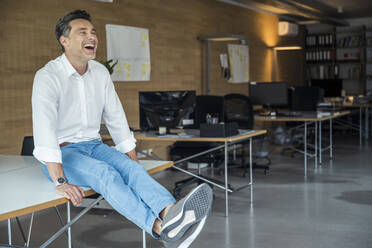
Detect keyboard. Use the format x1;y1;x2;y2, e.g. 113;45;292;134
276;112;302;117
258;112;302;117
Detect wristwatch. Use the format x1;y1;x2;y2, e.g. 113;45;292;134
55;177;67;186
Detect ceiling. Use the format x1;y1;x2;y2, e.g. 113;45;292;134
218;0;372;26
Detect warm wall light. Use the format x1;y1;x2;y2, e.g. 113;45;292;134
273;46;303;51
197;35;244;41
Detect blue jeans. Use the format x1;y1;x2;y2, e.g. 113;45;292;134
41;139;175;237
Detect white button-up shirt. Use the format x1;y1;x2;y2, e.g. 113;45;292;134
32;54;136;164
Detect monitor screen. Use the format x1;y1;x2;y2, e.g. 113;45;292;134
139;91;196;130
310;79;342;97
290;86;322;111
249;82;288;107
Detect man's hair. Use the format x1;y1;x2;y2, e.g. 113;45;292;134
55;10;91;52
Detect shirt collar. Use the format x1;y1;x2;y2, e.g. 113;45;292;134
61;53;78;77
61;53;93;77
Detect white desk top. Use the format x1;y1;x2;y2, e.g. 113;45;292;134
0;155;173;221
255;110;350;122
133;129;267;142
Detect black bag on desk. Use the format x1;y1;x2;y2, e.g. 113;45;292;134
200;122;239;137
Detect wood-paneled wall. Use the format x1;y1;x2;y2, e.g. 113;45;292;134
0;0;304;154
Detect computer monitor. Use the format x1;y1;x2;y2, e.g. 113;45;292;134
139;91;196;130
249;82;288;108
310;79;342;97
290;86;323;111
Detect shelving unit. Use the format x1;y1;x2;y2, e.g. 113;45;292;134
365;29;372;92
305;31;336;80
305;26;368;95
336;26;365;95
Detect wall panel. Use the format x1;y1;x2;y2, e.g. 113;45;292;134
0;0;304;154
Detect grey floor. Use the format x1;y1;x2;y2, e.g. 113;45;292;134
1;133;372;248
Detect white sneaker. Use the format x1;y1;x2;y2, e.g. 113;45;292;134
160;183;213;242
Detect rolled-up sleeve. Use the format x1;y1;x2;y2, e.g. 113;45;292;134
102;77;136;154
32;70;62;164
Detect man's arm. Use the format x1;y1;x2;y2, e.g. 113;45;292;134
32;71;84;206
45;162;85;206
102;75;137;154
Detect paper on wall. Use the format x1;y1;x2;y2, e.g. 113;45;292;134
227;44;249;83
106;24;151;81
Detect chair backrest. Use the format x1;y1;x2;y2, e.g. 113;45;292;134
195;95;225;128
21;136;34;156
224;93;253;129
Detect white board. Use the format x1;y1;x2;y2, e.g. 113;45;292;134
228;44;249;83
106;24;151;81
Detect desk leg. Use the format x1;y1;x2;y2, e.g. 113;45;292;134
26;212;35;247
8;219;12;245
315;121;318;169
249;137;253;205
360;107;362;146
40;195;103;248
304;121;307;177
366;107;369;141
67;202;71;248
330;119;333;160
142;230;146;248
319;121;322;165
224;141;228;217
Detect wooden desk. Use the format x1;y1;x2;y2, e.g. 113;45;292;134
0;155;173;248
131;130;267;217
134;130;267;142
255;111;350;176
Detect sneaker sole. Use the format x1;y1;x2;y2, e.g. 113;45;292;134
161;183;213;242
178;216;207;248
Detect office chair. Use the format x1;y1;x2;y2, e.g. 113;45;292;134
171;95;227;198
223;94;270;176
18;136;73;246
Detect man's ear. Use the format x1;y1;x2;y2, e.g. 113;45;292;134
59;36;69;50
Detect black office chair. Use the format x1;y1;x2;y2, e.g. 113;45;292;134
224;94;270;176
171;95;226;198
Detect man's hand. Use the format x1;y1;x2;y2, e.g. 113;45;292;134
56;183;85;206
126;149;139;162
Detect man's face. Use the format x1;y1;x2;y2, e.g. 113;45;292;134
60;19;98;63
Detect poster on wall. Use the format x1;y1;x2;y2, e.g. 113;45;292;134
227;44;249;83
106;24;151;81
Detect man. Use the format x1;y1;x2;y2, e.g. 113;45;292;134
32;9;213;247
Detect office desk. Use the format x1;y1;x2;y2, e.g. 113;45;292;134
255;111;350;176
341;103;372;146
0;155;173;248
133;129;267;217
